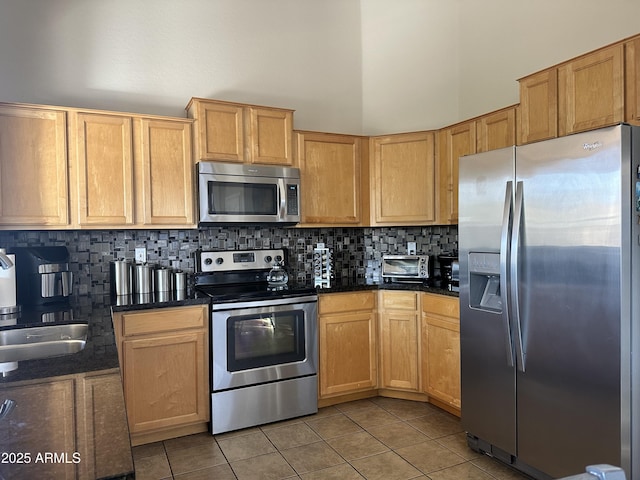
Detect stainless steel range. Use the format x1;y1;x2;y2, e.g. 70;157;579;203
193;249;318;435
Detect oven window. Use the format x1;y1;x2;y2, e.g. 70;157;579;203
208;181;277;215
386;258;419;275
227;310;305;371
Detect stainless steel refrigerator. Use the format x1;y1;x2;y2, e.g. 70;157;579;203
459;124;640;480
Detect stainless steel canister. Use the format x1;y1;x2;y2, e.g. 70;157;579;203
110;260;133;296
173;271;187;292
134;264;155;294
155;267;172;293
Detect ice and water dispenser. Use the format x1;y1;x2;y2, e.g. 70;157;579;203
468;252;502;312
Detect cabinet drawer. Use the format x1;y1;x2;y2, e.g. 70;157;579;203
422;293;459;318
319;291;375;314
380;291;418;310
120;305;208;337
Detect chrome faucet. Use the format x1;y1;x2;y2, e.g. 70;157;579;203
0;249;12;270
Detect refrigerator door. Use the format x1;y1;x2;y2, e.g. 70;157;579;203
459;146;517;455
514;126;623;477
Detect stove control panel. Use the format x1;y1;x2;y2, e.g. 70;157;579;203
198;249;285;273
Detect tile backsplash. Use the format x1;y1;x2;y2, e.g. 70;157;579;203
0;225;457;294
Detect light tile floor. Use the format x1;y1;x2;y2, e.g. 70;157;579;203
131;397;533;480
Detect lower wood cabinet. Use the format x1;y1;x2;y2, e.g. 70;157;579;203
318;292;377;404
112;304;210;446
0;369;133;480
378;290;420;392
421;293;461;414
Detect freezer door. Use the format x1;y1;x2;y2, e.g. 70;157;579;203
459;146;517;455
514;126;623;478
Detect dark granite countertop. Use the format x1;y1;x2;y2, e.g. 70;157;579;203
0;279;454;386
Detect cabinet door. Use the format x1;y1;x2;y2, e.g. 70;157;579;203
0;105;69;226
190;100;245;162
319;310;377;397
422;314;460;410
625;36;640;126
136;118;195;226
296;131;365;225
559;43;624;136
378;291;420;392
72;112;134;226
0;379;76;480
476;107;516;153
77;372;133;480
122;331;208;436
248;107;293;165
437;122;475;224
370;131;436;225
518;68;558;144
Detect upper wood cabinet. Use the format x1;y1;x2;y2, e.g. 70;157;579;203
369;131;436;226
295;131;368;226
186;97;294;166
518;68;558;144
318;291;377;402
437;121;476;225
625;35;640;126
558;43;624;136
476;106;517;153
70;112;135;226
0;104;69;227
134;117;195;226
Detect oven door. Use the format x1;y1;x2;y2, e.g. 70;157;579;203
211;296;317;391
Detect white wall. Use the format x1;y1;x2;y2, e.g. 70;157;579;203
1;0;640;135
0;0;364;133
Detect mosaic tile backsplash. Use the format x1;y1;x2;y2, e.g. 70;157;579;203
0;225;457;295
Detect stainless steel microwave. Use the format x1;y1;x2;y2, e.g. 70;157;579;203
382;255;431;282
198;162;301;226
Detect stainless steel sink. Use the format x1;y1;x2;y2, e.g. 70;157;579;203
0;323;88;362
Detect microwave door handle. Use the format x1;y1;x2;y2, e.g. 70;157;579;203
278;179;286;220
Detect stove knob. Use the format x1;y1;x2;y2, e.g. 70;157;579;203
204;257;213;266
265;255;272;263
275;255;283;262
215;257;224;265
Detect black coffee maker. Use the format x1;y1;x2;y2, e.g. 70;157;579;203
438;252;459;291
10;246;73;307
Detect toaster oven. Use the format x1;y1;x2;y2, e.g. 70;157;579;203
381;255;431;283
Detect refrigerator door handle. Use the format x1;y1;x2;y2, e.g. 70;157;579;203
511;180;526;372
500;180;515;367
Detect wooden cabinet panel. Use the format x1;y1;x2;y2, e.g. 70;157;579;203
318;292;377;399
136;118;195;226
378;291;420;392
476;106;516;152
122;331;208;435
625;35;640;125
421;293;460;414
77;371;133;480
113;305;209;445
319;310;377;397
249;107;293;165
559;44;624;136
187;98;294;166
296;131;366;225
188;100;245;162
0;379;76;480
72;112;134;226
370;131;436;226
437;121;475;224
518;68;558;144
0;105;69;226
